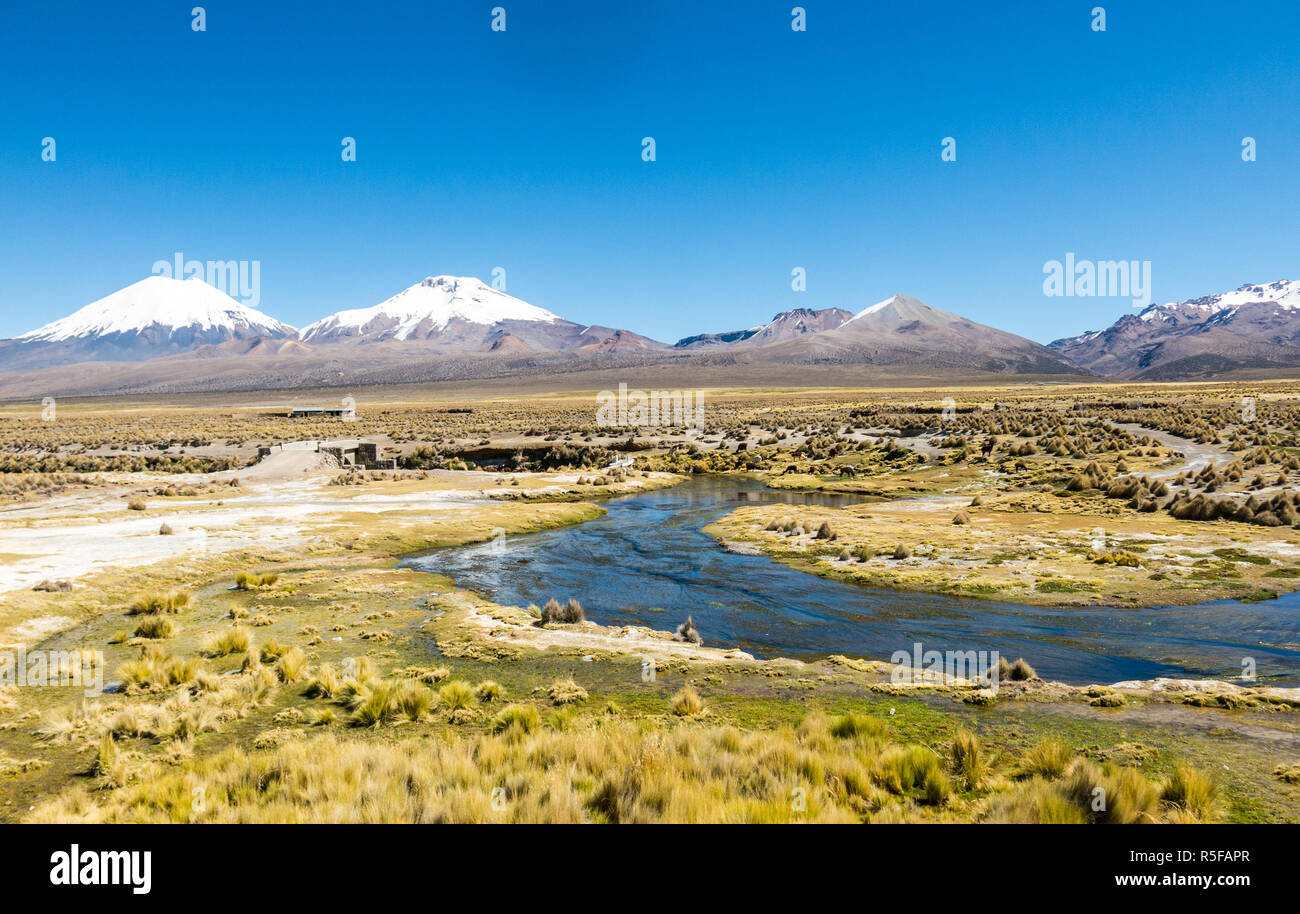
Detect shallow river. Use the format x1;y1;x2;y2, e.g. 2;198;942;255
404;477;1300;685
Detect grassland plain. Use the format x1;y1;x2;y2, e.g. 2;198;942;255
1;381;1298;822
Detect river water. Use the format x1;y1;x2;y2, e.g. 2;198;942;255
404;477;1300;685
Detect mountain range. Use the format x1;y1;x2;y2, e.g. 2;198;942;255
2;274;1298;396
1049;280;1300;379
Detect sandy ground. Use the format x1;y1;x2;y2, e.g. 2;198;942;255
0;446;662;596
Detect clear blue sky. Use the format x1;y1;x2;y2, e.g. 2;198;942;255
2;0;1298;344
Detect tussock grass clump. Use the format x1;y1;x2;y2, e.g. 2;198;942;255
352;680;396;728
306;708;335;726
1160;764;1218;822
987;779;1088;824
1063;759;1159;824
671;686;705;716
259;639;287;663
343;657;376;683
539;597;585;625
304;664;342;699
1018;739;1071;780
126;497;147;511
490;704;540;738
951;510;970;526
235;571;280;590
874;745;951;805
202;627;251;657
992;754;1212;824
475;681;504;702
127;590;191;615
395;682;432;721
829;712;888;743
950;729;986;790
547;706;578;731
158;523;173;535
276;647;307;683
548;679;588;705
1274;764;1300;784
1089;691;1125;708
999;657;1038;681
92;732;121;782
132;615;174;640
116;646;203;692
393;665;449;684
439;680;475;711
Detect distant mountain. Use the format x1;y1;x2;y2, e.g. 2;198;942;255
674;307;852;349
0;280;1090;396
572;326;665;353
752;294;1079;374
1049;280;1300;379
0;276;295;370
188;337;315;359
300;276;560;344
300;275;664;354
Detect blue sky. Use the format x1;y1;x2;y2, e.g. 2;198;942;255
2;0;1298;344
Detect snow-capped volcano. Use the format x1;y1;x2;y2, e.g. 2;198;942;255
299;275;664;354
299;276;561;343
18;275;293;343
1137;279;1300;323
0;276;296;371
1051;280;1300;379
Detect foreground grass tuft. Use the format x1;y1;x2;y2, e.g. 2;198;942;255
671;686;705;716
202;627;251;657
547;679;588;705
1161;764;1219;822
27;706;1225;824
127;590;191;615
1019;739;1070;779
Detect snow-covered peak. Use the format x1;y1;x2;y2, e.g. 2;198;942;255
842;294;945;326
843;295;904;325
300;275;562;342
18;276;294;342
1140;280;1300;322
